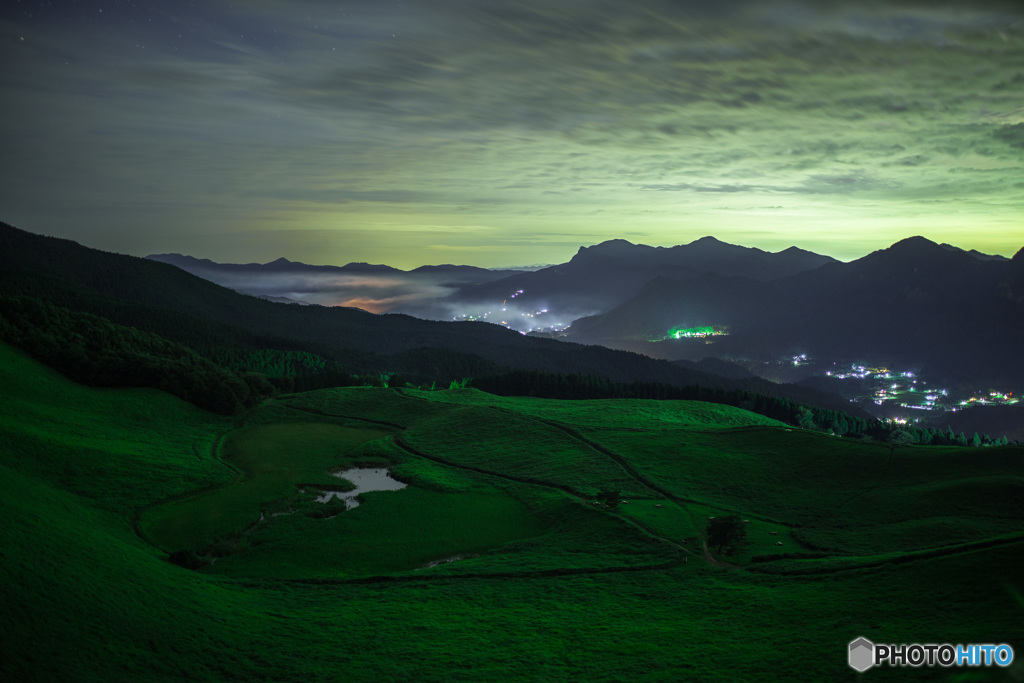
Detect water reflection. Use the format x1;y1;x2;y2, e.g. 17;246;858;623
316;467;407;509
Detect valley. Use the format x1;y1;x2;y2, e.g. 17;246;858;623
5;0;1024;676
3;342;1021;680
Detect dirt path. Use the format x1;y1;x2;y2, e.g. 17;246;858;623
391;436;695;561
186;392;1017;580
131;431;235;552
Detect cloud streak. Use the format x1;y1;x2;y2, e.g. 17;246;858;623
1;0;1022;266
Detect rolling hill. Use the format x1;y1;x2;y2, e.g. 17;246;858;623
2;341;1021;680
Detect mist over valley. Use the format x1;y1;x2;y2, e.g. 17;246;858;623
145;233;1024;440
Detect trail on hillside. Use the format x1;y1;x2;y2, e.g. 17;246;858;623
391;436;694;559
390;392;703;563
132;431;236;552
180;395;700;581
746;532;1024;576
139;391;1020;580
398;390;744;567
281;403;406;430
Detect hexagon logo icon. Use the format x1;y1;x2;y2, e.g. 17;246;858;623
849;637;875;672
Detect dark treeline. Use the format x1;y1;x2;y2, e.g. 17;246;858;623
473;369;881;434
0;295;406;407
0;295;496;410
0;295;265;414
0;223;872;416
1;292;1013;446
472;370;1012;446
209;347;371;393
0;223;1011;441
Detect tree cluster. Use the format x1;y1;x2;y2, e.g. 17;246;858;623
474;370;881;434
471;370;1014;446
0;295;270;414
706;515;747;555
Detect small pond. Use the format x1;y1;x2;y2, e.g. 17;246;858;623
316;467;407;509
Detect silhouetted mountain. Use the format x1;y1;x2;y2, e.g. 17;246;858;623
676;357;758;380
568;236;1024;389
439;236;836;320
569;236;834;280
410;264;513;277
568;273;771;341
939;243;1010;262
0;221;865;417
148;253;518;282
257;294;310;305
145;253;523;313
148;253;404;275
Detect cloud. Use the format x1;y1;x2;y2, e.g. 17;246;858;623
799;171;900;194
184;267;460;312
993;123;1024;149
1;0;1023;265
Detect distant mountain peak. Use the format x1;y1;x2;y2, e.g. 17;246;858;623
578;239;639;253
571;239;647;262
684;235;750;252
147;253;219;268
891;235;937;249
939;243;1009;262
265;257;294;266
340;262;402;273
874;236;947;260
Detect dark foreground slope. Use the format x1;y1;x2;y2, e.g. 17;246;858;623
2;342;1022;681
0;221;861;414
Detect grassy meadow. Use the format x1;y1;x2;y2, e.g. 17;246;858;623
2;342;1022;681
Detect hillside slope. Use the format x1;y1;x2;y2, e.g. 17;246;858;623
0;221;863;413
2;342;1021;680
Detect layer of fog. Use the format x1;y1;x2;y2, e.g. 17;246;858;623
178;265;594;333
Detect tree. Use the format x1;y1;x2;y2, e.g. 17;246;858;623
706;514;746;555
387;373;409;389
168;549;204;570
889;429;913;458
831;414;850;436
597;488;622;509
797;406;817;430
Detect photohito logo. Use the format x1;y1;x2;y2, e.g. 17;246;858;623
848;637;1014;672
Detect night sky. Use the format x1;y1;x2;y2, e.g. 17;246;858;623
2;0;1022;269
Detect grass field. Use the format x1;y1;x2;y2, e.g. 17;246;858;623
2;342;1022;681
140;423;390;552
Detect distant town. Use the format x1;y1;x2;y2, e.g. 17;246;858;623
663;325;729;340
824;362;1017;421
449;307;1017;426
451;289;572;333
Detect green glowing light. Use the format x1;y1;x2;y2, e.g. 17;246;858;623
668;325;718;339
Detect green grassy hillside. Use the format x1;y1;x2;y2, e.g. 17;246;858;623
2;342;1022;681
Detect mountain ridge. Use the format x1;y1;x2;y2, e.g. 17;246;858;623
0;221;866;416
567;235;1024;390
